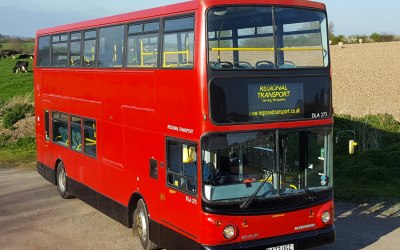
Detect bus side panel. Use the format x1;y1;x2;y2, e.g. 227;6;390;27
122;128;166;219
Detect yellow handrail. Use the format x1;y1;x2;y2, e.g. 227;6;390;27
211;47;323;52
278;47;323;51
140;40;158;67
211;48;275;51
163;50;190;67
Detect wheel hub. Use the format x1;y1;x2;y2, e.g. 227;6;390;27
136;211;147;240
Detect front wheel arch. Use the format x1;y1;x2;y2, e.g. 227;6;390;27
132;198;158;250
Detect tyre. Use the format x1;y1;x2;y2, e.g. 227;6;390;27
56;162;71;199
133;199;158;250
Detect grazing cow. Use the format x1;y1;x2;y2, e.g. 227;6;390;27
17;54;34;59
1;49;21;58
13;61;29;73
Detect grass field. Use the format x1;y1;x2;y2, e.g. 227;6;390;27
0;58;33;104
0;135;36;168
0;57;35;167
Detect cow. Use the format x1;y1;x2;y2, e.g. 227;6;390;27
17;54;34;59
13;61;29;73
1;49;21;58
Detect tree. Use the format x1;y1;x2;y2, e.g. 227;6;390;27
328;21;335;40
370;32;381;42
9;38;23;52
331;35;345;45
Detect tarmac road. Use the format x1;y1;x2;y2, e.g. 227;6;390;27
0;167;399;250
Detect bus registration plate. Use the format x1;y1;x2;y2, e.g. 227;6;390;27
267;243;294;250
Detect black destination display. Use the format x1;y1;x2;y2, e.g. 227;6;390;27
210;76;331;124
248;82;304;120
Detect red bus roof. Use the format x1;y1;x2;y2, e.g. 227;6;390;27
36;0;325;36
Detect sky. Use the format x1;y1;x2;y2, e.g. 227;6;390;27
0;0;399;38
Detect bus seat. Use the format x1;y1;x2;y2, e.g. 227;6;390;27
71;129;82;151
169;144;181;173
58;127;68;145
183;162;197;179
256;60;274;69
75;132;82;150
202;162;214;182
71;130;78;149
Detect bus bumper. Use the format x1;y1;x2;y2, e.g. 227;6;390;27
202;225;335;250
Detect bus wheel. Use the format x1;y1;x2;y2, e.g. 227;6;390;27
133;199;158;250
56;162;71;199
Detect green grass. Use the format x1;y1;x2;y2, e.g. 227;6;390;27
0;58;33;104
0;150;36;169
334;114;400;201
0;135;36;169
0;56;35;167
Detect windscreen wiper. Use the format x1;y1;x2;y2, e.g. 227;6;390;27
240;170;273;211
285;169;316;200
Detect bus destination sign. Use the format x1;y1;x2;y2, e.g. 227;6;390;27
248;83;304;121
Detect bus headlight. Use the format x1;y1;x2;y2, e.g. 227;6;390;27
223;225;236;239
321;211;331;224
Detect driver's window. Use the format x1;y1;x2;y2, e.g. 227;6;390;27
167;139;197;195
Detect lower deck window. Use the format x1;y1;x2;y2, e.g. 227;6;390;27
48;110;96;158
84;119;97;157
167;140;197;194
52;112;69;146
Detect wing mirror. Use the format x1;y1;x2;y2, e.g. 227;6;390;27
348;140;358;155
335;130;357;155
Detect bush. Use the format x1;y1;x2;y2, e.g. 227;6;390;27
0;134;12;148
330;35;345;45
12;136;36;150
370;32;396;42
2;103;33;129
334;114;400;153
0;135;35;151
334;114;400;200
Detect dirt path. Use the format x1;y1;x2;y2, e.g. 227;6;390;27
0;167;399;250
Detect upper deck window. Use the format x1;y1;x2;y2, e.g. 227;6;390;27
275;8;328;68
83;30;97;67
207;6;328;70
37;36;50;67
51;33;68;67
162;16;195;69
69;32;82;67
98;25;125;68
127;21;160;68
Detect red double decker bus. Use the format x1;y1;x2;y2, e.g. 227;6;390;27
35;0;335;249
